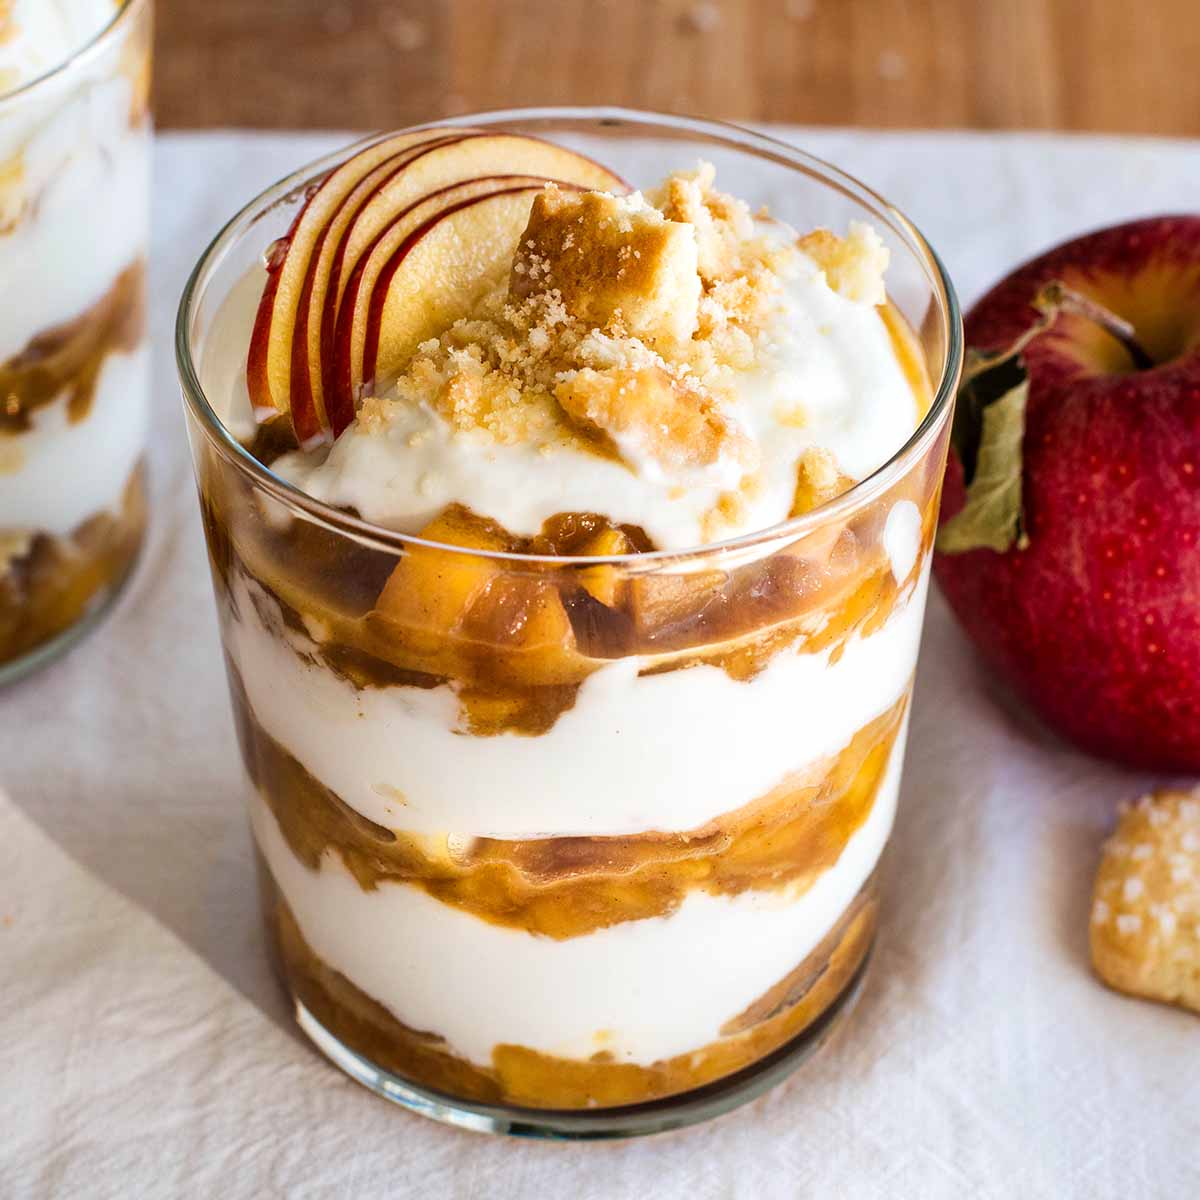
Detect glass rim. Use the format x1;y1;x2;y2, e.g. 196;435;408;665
176;105;963;569
0;0;144;108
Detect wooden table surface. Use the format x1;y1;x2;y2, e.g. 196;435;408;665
154;0;1200;137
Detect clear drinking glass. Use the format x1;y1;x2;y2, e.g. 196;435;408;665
0;0;152;683
178;109;961;1138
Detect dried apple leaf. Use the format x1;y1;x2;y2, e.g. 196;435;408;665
936;379;1031;554
938;280;1148;555
951;348;1023;484
938;287;1070;555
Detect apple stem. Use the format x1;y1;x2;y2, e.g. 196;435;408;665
1037;280;1155;370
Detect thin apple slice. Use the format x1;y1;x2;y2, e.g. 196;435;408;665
247;127;471;446
369;190;562;397
327;189;541;430
290;134;490;439
320;135;625;426
313;175;557;435
255;129;626;442
333;135;624;316
325;179;574;432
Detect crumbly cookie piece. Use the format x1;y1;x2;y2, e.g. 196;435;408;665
789;447;853;516
1090;787;1200;1014
509;187;700;351
367;163;867;490
650;161;755;282
798;221;889;306
554;365;753;471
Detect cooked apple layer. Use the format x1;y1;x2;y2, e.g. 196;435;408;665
264;863;876;1109
0;260;145;432
236;667;905;938
0;462;145;666
203;463;936;738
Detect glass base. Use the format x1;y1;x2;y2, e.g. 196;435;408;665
0;539;143;688
291;945;872;1140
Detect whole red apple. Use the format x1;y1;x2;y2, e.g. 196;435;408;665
935;216;1200;771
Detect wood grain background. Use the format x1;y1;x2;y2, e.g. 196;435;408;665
154;0;1200;136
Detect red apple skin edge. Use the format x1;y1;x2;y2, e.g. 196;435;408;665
935;216;1200;771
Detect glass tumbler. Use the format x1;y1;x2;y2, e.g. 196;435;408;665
178;109;961;1138
0;0;153;682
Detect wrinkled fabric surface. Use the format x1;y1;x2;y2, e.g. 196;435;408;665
1;130;1198;1199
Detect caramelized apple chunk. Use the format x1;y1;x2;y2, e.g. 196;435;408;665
627;568;729;643
509;187;701;350
529;511;650;557
366;504;594;687
575;526;637;608
462;575;582;686
371;505;512;651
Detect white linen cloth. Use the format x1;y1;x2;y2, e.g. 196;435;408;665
2;129;1199;1199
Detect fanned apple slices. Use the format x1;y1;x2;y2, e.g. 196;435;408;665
331;180;557;435
248;130;627;447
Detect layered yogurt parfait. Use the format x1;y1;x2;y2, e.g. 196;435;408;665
0;0;151;678
180;112;960;1136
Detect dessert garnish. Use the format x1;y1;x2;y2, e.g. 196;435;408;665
248;136;920;560
1091;787;1199;1016
247;129;625;448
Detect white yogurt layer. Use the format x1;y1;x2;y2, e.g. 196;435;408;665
883;499;922;583
253;723;904;1068
0;343;148;535
229;563;928;839
0;0;117;96
271;242;919;553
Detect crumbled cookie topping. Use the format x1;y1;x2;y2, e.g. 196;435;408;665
790;447;854;517
510;187;701;352
555;365;756;473
798;222;889;306
355;164;889;532
649;160;755;282
1091;787;1200;1015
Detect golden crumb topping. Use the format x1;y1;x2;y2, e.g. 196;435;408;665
789;448;854;517
555;365;756;472
650;161;755;281
798;222;889;306
510;187;701;352
353;162;891;522
1091;787;1200;1015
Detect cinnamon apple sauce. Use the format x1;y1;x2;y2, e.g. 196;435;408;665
179;111;961;1135
0;0;152;677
